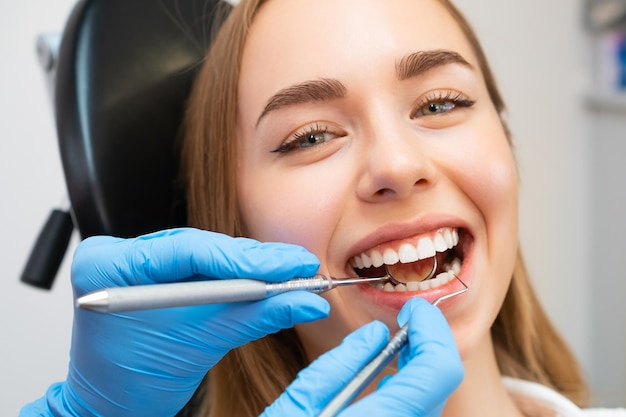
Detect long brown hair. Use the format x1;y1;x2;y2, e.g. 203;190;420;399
181;0;588;415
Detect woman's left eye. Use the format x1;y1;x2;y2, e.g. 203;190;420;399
412;90;475;118
272;124;337;153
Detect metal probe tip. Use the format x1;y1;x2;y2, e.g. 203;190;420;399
76;291;110;313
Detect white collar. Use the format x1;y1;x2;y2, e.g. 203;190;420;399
503;377;585;417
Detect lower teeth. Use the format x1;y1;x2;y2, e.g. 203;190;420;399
375;257;462;293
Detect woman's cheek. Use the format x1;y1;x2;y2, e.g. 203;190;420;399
455;124;519;283
238;167;348;252
445;117;519;217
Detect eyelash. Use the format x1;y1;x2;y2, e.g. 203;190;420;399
412;90;475;118
271;91;475;154
271;122;333;154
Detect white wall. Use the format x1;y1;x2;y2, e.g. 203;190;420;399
461;0;626;407
0;1;76;414
1;0;616;415
587;103;626;406
457;0;594;388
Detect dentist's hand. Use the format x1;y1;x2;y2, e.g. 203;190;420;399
20;228;329;417
262;298;463;417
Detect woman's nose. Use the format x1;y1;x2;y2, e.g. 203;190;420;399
355;125;437;202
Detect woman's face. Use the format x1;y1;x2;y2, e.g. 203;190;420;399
236;0;518;362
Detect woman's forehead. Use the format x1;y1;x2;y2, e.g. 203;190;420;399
244;0;472;58
238;0;479;114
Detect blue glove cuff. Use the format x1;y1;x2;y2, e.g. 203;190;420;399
20;383;67;417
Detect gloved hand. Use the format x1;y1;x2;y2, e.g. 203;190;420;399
20;228;330;417
262;297;463;417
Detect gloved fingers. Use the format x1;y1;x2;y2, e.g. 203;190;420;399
261;320;389;417
71;292;330;372
72;228;320;292
396;298;460;371
349;299;463;416
191;292;331;352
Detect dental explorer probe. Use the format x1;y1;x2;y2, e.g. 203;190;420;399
317;275;468;417
78;258;439;313
76;275;389;313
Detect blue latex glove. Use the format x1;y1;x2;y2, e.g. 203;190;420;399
262;298;463;417
20;228;330;417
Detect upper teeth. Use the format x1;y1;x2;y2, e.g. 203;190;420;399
351;228;459;269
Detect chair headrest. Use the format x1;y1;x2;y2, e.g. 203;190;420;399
56;0;226;238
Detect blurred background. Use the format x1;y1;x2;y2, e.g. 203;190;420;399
1;0;625;415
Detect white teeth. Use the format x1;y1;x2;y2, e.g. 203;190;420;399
398;243;419;263
444;229;459;249
383;248;400;265
376;264;459;293
443;228;459;249
351;227;460;270
433;233;448;252
450;258;461;275
418;279;431;291
416;237;436;259
428;276;442;289
406;281;419;291
371;250;384;268
442;228;453;248
361;253;372;268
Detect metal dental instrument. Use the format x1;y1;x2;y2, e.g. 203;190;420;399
318;274;468;417
384;256;437;285
77;275;386;313
77;256;439;313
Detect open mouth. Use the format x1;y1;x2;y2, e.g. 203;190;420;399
349;227;467;292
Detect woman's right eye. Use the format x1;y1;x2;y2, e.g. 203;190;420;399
271;123;337;153
411;90;475;119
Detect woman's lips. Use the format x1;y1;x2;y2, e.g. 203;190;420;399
357;273;469;310
345;227;473;311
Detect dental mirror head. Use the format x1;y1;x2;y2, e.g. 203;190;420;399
383;255;438;285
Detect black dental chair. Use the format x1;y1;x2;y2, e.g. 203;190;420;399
21;0;229;290
22;1;231;414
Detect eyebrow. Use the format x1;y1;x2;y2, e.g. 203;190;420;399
256;78;347;126
396;49;473;80
256;50;472;126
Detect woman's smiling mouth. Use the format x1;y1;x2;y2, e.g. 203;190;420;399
349;227;467;293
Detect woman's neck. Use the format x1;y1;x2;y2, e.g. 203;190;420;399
442;334;526;417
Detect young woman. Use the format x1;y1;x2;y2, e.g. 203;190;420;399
21;0;623;416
